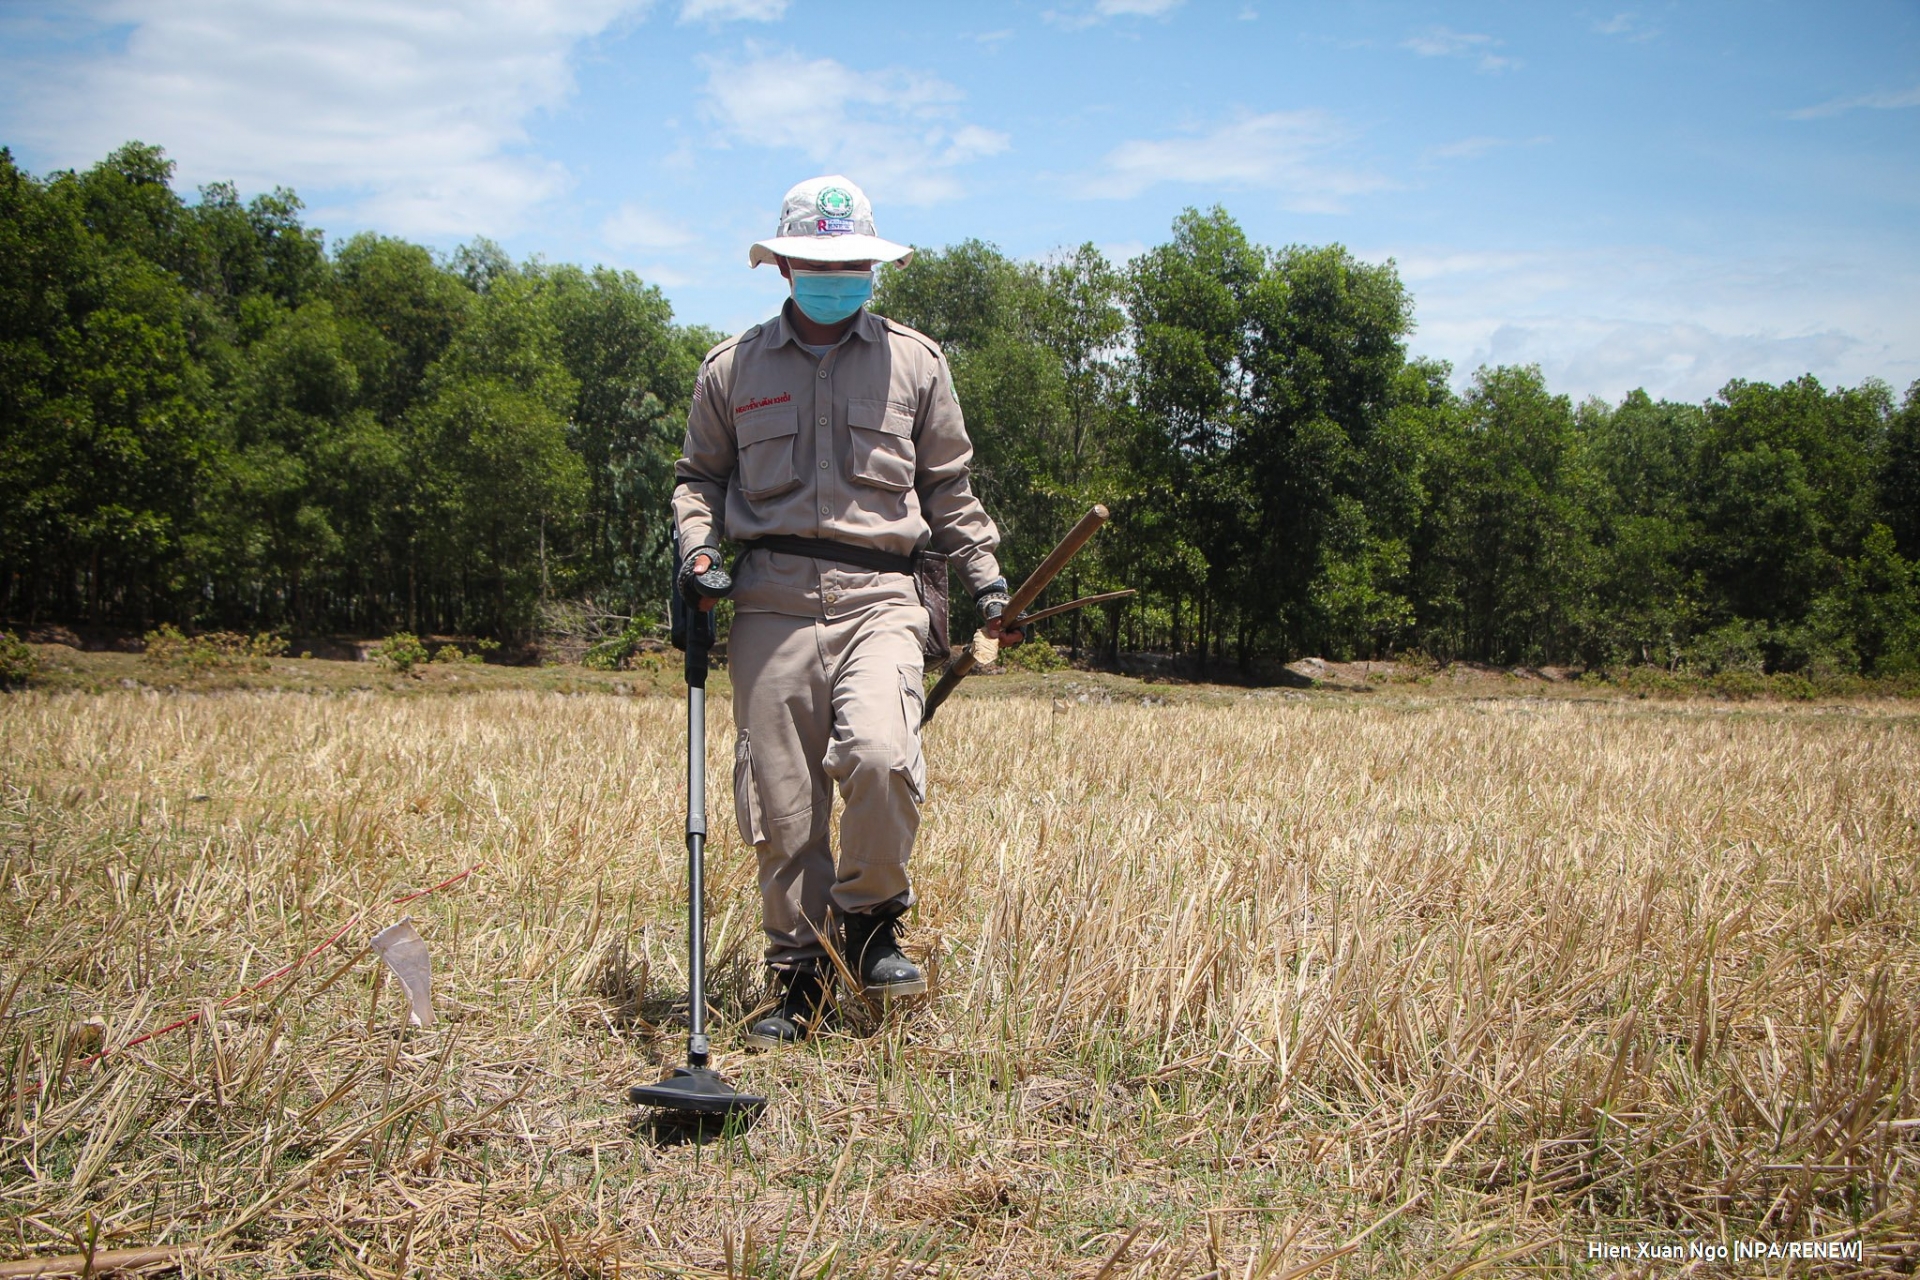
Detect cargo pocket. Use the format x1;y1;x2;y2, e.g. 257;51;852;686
735;405;801;500
733;730;766;845
847;398;916;491
898;666;927;803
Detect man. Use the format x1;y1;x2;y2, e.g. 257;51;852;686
671;175;1018;1050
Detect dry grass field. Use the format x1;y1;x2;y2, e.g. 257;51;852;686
2;662;1917;1277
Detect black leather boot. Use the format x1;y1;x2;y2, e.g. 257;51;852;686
743;968;826;1051
841;910;926;996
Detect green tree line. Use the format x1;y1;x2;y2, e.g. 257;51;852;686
4;145;1918;675
2;143;710;640
877;210;1920;678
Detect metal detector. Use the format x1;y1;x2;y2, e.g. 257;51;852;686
628;541;766;1121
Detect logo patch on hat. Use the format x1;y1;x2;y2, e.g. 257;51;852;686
816;186;855;219
816;217;855;235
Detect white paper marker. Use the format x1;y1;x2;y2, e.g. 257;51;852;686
369;917;435;1028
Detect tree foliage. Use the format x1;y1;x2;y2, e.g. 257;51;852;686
1;146;695;638
3;147;1916;675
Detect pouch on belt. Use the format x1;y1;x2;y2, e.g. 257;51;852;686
913;551;949;662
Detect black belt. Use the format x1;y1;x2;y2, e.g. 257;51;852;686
738;535;917;576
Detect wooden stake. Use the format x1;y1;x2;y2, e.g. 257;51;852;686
922;503;1110;724
0;1244;192;1277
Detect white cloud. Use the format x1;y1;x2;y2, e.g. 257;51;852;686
1401;28;1479;56
679;0;786;22
1592;12;1657;39
1787;85;1920;120
697;48;1008;206
1044;0;1183;31
1080;110;1390;212
619;260;704;289
5;0;644;238
600;204;699;251
1401;26;1518;73
1379;243;1920;403
1428;135;1507;162
1478;320;1862;404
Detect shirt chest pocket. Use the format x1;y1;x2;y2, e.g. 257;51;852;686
846;398;917;492
734;405;801;501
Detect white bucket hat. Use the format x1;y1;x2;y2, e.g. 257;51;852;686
748;175;913;269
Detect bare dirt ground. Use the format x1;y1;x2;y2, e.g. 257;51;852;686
1;656;1916;1277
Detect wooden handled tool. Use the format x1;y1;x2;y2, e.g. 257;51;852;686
921;504;1111;725
1014;588;1135;629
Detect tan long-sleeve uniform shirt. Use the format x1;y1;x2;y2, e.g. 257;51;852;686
671;306;1003;611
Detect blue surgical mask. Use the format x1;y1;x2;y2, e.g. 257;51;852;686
790;269;874;325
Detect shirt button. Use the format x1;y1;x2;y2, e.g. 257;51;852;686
820;505;830;517
817;369;827;379
819;459;829;469
818;416;828;426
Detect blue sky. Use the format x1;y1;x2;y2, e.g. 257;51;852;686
3;0;1917;404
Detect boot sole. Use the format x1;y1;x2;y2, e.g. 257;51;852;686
742;1029;799;1051
860;977;928;999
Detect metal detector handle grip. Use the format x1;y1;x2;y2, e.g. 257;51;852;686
688;564;732;602
676;562;733;689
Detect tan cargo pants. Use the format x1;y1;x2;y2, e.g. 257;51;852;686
729;578;928;972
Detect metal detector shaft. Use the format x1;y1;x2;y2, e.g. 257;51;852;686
922;504;1110;725
676;550;729;1071
685;678;710;1067
629;540;764;1120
